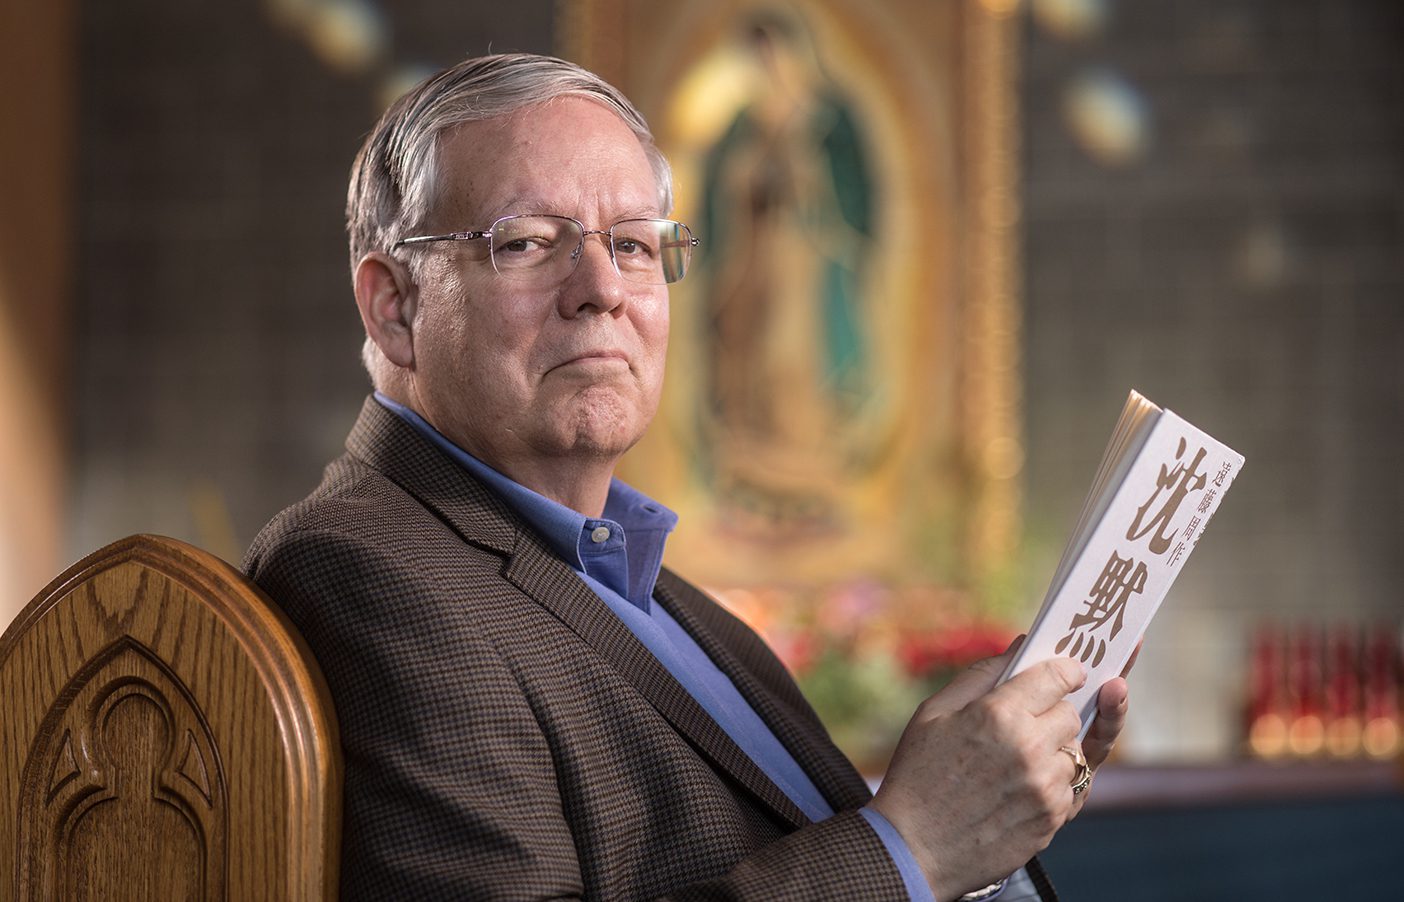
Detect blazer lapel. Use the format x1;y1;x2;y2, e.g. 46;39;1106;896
652;575;875;814
344;398;517;556
344;397;811;830
501;535;810;830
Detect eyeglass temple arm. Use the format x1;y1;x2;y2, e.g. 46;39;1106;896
390;230;490;251
392;229;698;252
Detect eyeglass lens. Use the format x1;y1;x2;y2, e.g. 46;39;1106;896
489;216;692;285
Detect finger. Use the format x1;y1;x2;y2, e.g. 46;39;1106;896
1054;742;1085;786
1082;678;1129;769
992;656;1086;716
916;634;1025;719
964;633;1025;680
1032;698;1084;751
1097;677;1130;716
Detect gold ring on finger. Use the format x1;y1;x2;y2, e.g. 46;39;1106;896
1058;745;1091;796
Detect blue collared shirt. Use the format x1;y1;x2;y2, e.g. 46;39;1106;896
374;392;938;900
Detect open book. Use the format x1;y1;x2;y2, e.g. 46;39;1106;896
999;390;1245;736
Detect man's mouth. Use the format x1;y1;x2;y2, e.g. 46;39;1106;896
549;350;629;375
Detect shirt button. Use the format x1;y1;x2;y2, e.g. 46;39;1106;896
590;525;612;544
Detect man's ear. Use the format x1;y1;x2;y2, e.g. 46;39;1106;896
353;252;418;369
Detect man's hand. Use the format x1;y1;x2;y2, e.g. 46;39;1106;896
868;640;1088;901
1069;640;1139;815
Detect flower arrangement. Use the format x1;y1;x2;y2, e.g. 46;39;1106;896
713;581;1016;776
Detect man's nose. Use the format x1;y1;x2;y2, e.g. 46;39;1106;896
557;233;626;318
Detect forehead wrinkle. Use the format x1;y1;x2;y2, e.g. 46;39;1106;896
462;175;661;227
433;102;662;228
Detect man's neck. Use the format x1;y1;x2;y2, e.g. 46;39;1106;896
489;458;616;519
376;386;618;517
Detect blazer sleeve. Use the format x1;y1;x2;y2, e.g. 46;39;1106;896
247;525;913;901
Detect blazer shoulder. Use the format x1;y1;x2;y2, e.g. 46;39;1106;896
247;452;489;564
245;459;507;630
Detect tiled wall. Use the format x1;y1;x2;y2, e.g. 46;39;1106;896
67;0;1402;759
71;0;557;563
1020;0;1403;758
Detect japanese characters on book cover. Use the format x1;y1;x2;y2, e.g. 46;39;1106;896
1001;391;1246;735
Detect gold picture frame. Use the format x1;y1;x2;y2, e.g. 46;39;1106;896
561;0;1023;616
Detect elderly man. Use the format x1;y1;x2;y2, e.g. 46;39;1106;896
246;53;1129;901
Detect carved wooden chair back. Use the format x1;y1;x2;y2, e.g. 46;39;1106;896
0;534;341;900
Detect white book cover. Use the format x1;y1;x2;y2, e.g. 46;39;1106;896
1000;391;1245;735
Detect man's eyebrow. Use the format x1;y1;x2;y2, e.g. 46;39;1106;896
615;206;664;220
457;197;529;223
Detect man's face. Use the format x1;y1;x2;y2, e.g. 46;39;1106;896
404;97;669;479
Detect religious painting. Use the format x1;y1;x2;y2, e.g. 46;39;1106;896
563;0;1021;593
561;1;1024;731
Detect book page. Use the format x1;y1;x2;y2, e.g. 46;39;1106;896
1000;397;1245;735
1038;391;1162;635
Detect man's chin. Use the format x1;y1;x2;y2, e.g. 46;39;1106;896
544;394;652;460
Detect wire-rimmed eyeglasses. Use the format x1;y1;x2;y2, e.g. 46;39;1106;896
390;214;700;286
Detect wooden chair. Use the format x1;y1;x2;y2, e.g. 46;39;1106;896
0;535;341;900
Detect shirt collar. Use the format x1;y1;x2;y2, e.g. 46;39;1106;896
373;392;678;607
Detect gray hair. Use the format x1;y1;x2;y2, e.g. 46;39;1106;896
347;53;674;384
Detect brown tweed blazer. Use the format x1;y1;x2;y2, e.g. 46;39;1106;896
245;398;1055;900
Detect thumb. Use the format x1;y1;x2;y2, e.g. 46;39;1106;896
917;635;1024;720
